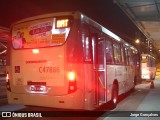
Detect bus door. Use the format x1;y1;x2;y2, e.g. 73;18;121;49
92;36;107;105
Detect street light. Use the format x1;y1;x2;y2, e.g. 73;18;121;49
135;39;140;44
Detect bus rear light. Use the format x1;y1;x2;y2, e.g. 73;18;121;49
68;81;77;94
67;71;77;94
69;85;75;90
68;71;76;81
32;49;40;54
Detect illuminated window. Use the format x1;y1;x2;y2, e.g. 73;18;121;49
52;18;70;45
12;17;72;49
113;43;121;64
125;48;130;65
106;40;113;64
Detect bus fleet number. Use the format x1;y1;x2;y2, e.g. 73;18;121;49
39;67;60;73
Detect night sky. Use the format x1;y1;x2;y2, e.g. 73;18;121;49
0;0;142;44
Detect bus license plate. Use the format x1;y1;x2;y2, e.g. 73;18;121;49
30;86;45;91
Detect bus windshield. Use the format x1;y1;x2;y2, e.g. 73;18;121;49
12;17;72;49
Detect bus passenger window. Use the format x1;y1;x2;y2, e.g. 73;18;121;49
128;49;133;65
125;48;129;65
129;49;136;66
106;40;113;64
113;43;121;64
121;46;125;65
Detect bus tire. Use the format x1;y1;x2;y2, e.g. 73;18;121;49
111;84;118;109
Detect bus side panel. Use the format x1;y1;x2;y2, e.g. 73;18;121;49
106;65;135;100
